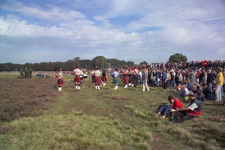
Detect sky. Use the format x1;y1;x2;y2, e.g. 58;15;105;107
0;0;225;64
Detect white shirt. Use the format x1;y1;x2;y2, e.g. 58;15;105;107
74;68;83;76
139;72;142;78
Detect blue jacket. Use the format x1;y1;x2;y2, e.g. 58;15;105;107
162;72;167;80
156;71;161;79
180;90;186;97
187;83;193;91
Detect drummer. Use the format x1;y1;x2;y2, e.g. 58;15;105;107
102;68;107;86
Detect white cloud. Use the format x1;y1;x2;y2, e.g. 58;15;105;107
0;1;86;22
0;0;225;64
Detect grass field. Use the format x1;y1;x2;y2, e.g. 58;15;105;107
0;72;225;150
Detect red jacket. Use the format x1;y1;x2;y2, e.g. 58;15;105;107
171;99;183;109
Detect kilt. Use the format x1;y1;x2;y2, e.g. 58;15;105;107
57;78;64;86
74;76;81;82
94;76;101;84
112;77;119;84
129;75;133;83
124;76;128;84
102;77;107;82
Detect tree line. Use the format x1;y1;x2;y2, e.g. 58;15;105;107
0;53;188;71
0;56;135;71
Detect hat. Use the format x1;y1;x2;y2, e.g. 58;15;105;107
76;64;79;68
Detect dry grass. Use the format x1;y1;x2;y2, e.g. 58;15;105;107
111;95;130;100
0;77;59;121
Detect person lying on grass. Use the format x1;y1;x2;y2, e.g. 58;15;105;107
171;92;203;123
157;95;183;118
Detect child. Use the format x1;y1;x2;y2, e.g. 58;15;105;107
157;95;183;118
179;85;189;100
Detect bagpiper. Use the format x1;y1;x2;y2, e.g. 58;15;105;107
94;67;101;89
57;69;64;91
123;67;129;88
128;67;133;87
74;64;83;90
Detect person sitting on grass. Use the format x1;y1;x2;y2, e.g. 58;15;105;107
157;95;183;118
194;88;205;102
191;85;197;94
196;81;203;91
179;85;189;101
171;92;203;123
187;80;193;92
202;83;211;99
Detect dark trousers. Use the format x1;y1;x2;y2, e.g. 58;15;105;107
173;111;194;123
151;79;155;87
134;75;138;87
167;80;170;87
162;79;167;89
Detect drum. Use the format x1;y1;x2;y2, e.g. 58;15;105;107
83;74;87;78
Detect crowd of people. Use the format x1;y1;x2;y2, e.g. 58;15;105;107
56;60;225;104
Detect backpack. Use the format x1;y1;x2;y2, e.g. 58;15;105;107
208;93;214;100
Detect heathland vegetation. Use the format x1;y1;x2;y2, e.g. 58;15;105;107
0;73;225;150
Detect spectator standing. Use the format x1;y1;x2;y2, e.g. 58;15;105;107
215;67;224;102
166;70;171;87
156;69;161;87
189;69;197;85
162;70;167;89
142;69;150;92
177;70;182;86
139;70;142;85
171;70;176;87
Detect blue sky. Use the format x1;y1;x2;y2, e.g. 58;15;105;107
0;0;225;64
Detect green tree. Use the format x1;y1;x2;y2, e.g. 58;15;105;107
169;53;187;63
120;60;126;67
140;61;148;65
32;63;40;71
91;56;109;69
3;65;12;71
110;58;120;68
126;61;134;66
64;60;74;71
